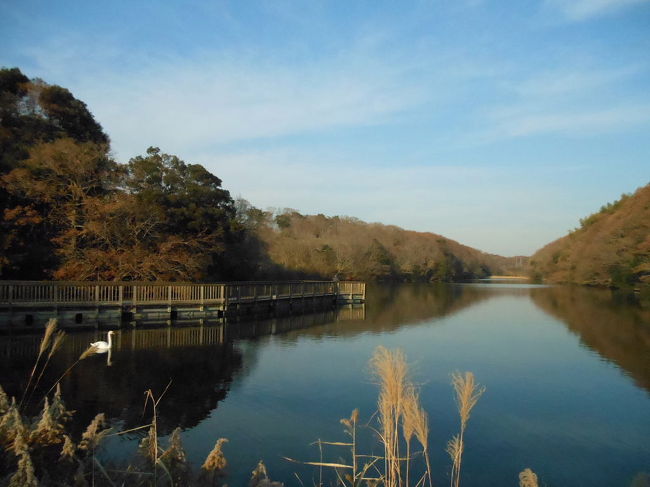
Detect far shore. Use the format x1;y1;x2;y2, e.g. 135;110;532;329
486;275;529;279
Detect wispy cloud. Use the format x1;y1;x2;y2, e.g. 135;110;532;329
25;40;437;160
489;104;650;137
546;0;649;21
483;65;650;138
512;66;642;97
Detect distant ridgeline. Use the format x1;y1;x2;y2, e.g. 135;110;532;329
245;208;528;281
529;183;650;288
0;67;526;282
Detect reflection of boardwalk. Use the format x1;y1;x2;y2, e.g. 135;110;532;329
0;305;366;358
0;280;365;330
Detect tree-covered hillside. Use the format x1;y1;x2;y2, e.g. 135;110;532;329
529;184;650;287
0;68;246;281
236;204;527;281
0;66;527;282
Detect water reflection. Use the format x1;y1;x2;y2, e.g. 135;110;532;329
0;283;648;486
0;306;368;437
529;285;650;392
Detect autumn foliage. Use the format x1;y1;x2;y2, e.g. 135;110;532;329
529;183;650;287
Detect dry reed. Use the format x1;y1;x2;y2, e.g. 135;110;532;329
370;346;410;487
202;437;229;472
60;434;76;461
518;468;539;487
138;424;159;464
249;459;284;486
402;385;431;487
157;426;189;484
298;346;434;487
20;318;58;409
8;448;38;487
448;371;485;487
79;344;99;361
78;413;111;452
28;329;66;404
160;427;187;464
29;396;66;445
0;400;26;450
42;344;99;400
0;384;9;415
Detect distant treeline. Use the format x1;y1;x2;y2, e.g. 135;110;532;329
529;184;650;288
241;205;527;281
0;66;524;282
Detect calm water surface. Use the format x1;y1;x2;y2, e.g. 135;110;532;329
1;283;649;486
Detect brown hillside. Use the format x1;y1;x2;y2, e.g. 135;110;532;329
243;208;526;281
529;183;650;287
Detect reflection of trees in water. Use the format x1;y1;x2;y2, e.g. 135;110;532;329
0;326;245;437
278;283;503;340
530;286;650;392
0;306;366;438
64;342;243;437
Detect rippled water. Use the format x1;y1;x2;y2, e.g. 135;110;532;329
1;283;648;486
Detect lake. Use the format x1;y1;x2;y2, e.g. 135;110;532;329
1;282;648;486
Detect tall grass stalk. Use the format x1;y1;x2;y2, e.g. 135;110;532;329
448;371;485;487
402;386;431;487
42;344;99;399
370;346;409;487
27;329;66;406
20;318;58;409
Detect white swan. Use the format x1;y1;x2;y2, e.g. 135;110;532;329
91;331;115;351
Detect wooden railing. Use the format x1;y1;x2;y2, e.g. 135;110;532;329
0;280;365;306
337;281;366;297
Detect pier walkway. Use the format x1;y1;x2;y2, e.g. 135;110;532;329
0;280;365;330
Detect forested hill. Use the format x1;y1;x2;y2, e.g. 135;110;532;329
239;206;527;281
529;184;650;288
0;67;523;282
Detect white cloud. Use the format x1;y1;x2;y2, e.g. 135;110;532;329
56;45;432;160
546;0;649;21
513;66;641;97
489;104;650;137
483;65;650;138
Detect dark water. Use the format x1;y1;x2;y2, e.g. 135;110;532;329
1;283;649;486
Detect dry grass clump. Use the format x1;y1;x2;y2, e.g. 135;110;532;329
78;413;111;452
8;437;38;487
519;468;539;487
59;434;76;461
291;347;509;487
371;346;431;487
202;437;229;472
0;385;9;415
29;396;66;445
249;460;284;487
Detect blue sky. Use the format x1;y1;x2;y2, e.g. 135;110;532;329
1;0;649;256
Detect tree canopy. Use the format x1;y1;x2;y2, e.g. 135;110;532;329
0;67;528;283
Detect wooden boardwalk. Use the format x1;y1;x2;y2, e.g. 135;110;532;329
0;280;365;330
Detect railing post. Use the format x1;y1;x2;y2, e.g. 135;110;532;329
119;285;123;306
